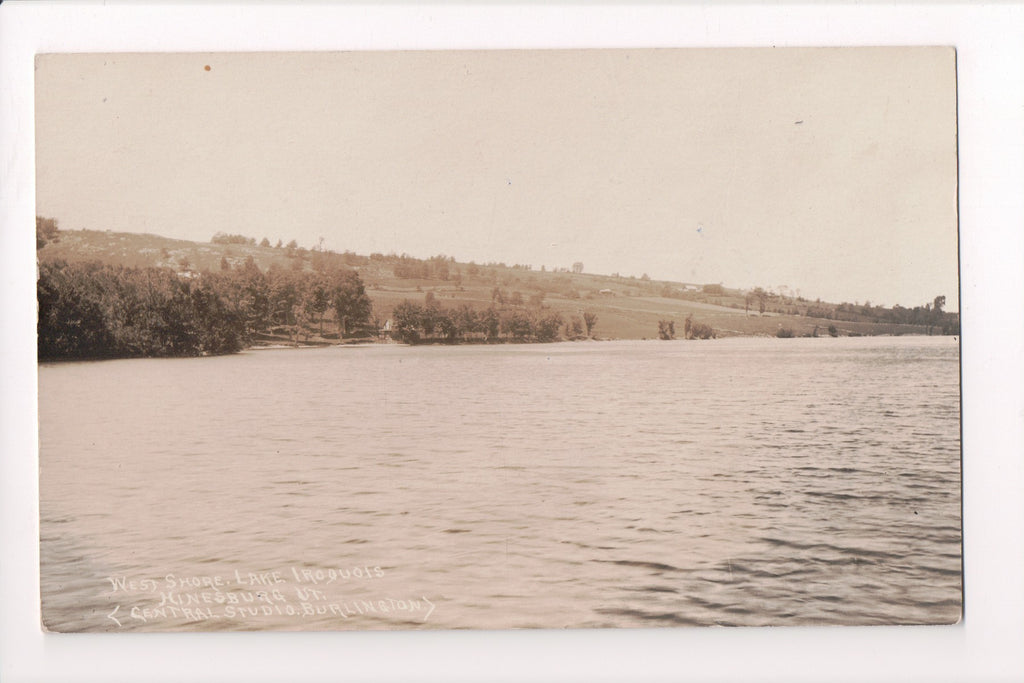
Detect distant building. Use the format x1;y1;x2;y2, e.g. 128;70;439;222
599;288;614;296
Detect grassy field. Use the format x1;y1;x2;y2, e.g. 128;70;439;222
38;229;940;340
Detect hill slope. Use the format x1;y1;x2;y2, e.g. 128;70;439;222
38;229;947;340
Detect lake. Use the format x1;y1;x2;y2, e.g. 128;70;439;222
38;336;962;631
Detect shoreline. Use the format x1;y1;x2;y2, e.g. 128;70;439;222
39;330;959;363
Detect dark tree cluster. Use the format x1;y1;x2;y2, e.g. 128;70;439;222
659;316;715;340
211;232;257;246
38;260;247;359
392;255;453;281
198;258;372;340
36;216;60;250
37;258;373;360
870;296;959;334
390;300;565;345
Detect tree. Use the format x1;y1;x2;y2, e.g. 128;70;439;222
454;304;479;341
36;216;60;250
303;274;332;335
331;269;372;337
480;307;501;341
266;267;303;328
260;237;271;247
290;302;313;342
534;313;563;342
502;311;532;340
37;260;114;358
753;287;768;315
434;309;457;343
391;300;423;344
934;295;946;314
216;257;270;335
429;255;450;281
583;311;598;337
419;303;438;338
658;320;675;340
572;262;584;274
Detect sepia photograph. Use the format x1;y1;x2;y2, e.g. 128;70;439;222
32;47;963;634
6;2;1024;682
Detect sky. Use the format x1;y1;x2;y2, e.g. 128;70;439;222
35;48;959;309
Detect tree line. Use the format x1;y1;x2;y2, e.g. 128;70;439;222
835;296;959;334
38;261;247;359
37;257;373;360
742;288;959;334
389;299;596;345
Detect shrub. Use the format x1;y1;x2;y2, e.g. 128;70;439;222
690;322;716;339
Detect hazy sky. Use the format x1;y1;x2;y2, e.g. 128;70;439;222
35;48;958;308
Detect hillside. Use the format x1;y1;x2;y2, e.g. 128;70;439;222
37;228;954;341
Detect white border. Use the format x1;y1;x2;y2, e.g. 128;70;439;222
3;3;1023;682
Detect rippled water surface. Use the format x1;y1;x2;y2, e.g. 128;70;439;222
39;336;961;631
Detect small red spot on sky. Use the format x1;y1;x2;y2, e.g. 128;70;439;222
204;65;211;71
